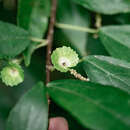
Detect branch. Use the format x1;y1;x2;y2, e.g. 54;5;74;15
46;0;57;84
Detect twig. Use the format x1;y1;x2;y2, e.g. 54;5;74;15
30;37;47;43
46;0;57;84
55;23;99;33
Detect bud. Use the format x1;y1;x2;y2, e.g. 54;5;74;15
1;63;24;87
51;46;79;72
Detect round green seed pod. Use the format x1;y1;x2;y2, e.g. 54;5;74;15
51;46;79;72
1;63;24;87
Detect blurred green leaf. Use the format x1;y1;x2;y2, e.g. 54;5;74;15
0;87;13;130
72;0;130;14
23;44;37;66
0;21;30;58
83;56;130;93
48;79;130;130
18;0;50;66
6;82;48;130
55;0;90;56
18;0;50;37
99;25;130;62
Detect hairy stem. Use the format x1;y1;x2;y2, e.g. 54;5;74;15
69;69;89;81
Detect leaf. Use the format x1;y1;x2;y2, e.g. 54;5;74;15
0;88;12;130
6;82;48;130
55;0;90;56
83;55;130;93
48;79;130;130
0;21;30;58
23;44;37;66
72;0;130;14
99;25;130;62
17;0;50;38
17;0;50;66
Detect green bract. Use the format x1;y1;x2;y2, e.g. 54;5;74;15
51;46;79;72
1;63;24;87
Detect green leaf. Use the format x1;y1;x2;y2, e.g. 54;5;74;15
83;55;130;93
48;80;130;130
55;0;90;56
72;0;130;14
99;25;130;62
17;0;50;66
23;44;37;66
6;82;48;130
0;21;30;58
18;0;50;38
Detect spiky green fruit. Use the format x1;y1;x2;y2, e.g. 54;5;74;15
1;63;24;87
51;46;79;72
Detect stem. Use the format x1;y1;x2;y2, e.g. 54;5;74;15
69;69;89;82
30;37;47;43
55;23;99;33
30;37;48;50
78;56;88;63
46;0;57;84
95;13;102;29
93;13;102;39
45;1;57;124
35;41;48;50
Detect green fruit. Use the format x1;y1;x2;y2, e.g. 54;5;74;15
1;63;24;87
51;46;79;72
